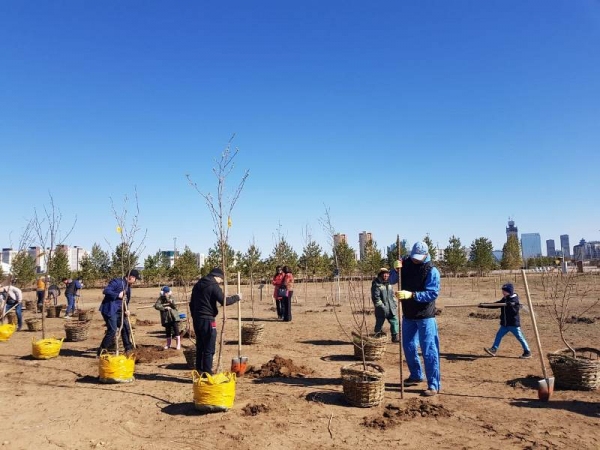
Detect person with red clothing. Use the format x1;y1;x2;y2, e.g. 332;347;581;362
281;266;294;322
271;266;285;320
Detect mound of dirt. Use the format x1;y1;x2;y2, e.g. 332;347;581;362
247;355;315;378
363;399;452;429
469;312;499;320
565;316;596;324
135;319;156;326
242;403;270;416
133;345;176;363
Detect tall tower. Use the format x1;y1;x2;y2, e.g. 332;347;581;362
521;233;542;259
333;233;347;247
560;234;571;258
358;231;372;260
546;239;556;257
506;218;518;240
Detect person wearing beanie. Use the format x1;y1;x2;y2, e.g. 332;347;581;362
371;267;399;343
394;241;442;397
189;267;242;374
480;283;531;359
97;270;140;356
154;286;181;350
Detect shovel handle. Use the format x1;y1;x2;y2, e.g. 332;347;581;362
237;271;242;357
521;269;549;380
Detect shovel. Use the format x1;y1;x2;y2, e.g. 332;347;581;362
521;269;554;401
231;271;248;376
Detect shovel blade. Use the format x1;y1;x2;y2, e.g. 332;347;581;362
537;377;555;402
231;356;249;377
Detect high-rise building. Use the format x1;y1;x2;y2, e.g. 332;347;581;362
521;233;542;259
358;231;372;260
333;234;347;247
28;246;47;273
560;234;571;258
506;218;518;240
56;245;88;272
546;239;556;257
573;239;600;260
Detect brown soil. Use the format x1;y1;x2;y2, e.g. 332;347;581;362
135;319;156;326
469;311;499;320
1;276;599;449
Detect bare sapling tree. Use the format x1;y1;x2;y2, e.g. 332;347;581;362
541;266;600;357
187;135;249;373
31;194;77;338
106;190;147;355
320;206;371;370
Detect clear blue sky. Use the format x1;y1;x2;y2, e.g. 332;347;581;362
1;1;599;261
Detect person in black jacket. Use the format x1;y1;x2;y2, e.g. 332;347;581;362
480;283;532;358
189;268;242;374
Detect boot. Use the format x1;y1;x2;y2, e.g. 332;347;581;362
175;336;181;350
164;337;172;350
392;334;399;343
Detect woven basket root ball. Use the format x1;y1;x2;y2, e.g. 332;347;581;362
341;362;385;408
64;320;91;342
352;332;388;361
26;318;43;332
548;347;600;391
77;309;96;321
46;305;63;318
241;323;265;345
183;347;197;369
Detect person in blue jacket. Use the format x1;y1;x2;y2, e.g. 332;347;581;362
395;241;441;397
63;277;83;318
480;283;532;359
97;269;140;356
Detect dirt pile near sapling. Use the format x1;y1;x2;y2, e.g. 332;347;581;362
135;319;156;326
565;315;597;324
248;355;315;378
469;312;499;320
363;399;452;429
133;345;176;363
242;403;270;416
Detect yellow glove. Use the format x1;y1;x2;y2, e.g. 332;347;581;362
395;290;413;300
394;260;402;269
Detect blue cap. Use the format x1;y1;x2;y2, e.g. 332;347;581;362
501;283;514;295
161;286;171;293
410;241;429;262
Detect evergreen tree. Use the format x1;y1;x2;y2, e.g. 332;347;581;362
299;240;328;278
332;241;357;276
469;237;496;276
171;246;200;286
443;235;468;277
48;247;71;282
89;243;111;280
423;235;437;261
203;240;239;276
240;243;262;279
10;251;37;288
267;238;299;274
110;242;139;278
357;240;384;275
501;235;522;270
386;237;408;267
142;253;162;284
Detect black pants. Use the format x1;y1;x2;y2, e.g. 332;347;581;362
275;299;283;319
165;322;180;338
99;312;133;353
193;316;217;374
282;291;293;322
36;290;45;305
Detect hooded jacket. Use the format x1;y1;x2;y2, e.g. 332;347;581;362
481;293;522;327
189;269;240;320
371;274;397;317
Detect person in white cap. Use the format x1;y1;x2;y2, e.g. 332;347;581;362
154;286;181;350
371;267;399;342
1;284;23;331
395;241;441;397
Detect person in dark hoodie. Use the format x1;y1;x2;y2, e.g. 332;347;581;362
480;283;532;359
189;268;242;374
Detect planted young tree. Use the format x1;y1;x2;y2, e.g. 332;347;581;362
10;251;36;288
79;243;111;287
48;247;71;282
332;241;357;277
187;136;249;373
501;235;522;271
171;246;201;339
423;235;437;261
203;240;240;277
357;240;384;276
31;194;77;338
443;235;468;277
267;236;299;274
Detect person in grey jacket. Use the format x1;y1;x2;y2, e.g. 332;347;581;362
154;286;181;350
371;267;399;343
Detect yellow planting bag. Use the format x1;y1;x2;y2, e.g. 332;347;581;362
32;337;64;359
0;323;16;342
98;351;135;383
192;370;236;412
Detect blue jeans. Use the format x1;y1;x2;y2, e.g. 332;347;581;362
99;312;133;353
402;317;441;391
4;302;22;330
491;325;530;352
65;294;76;315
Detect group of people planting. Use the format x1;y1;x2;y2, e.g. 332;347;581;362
89;239;529;397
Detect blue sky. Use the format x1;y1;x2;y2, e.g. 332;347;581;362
1;1;599;261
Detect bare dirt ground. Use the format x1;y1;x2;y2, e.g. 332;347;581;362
1;274;599;450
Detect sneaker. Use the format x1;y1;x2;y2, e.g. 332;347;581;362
520;351;532;359
484;347;497;357
403;377;424;386
422;389;438;397
163;345;170;350
64;315;71;319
